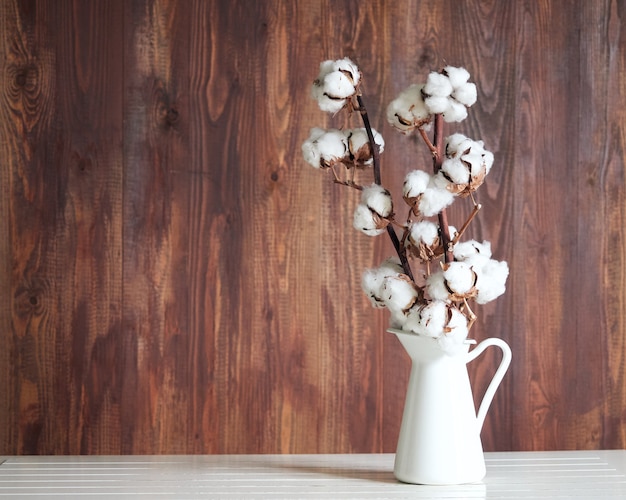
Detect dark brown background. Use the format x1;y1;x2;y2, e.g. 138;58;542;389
1;0;625;455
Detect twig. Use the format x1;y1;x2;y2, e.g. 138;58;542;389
452;203;482;245
418;127;437;156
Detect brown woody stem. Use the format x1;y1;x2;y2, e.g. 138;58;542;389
431;114;454;263
453;203;482;245
356;95;414;281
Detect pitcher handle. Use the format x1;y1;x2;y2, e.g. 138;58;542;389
466;337;512;432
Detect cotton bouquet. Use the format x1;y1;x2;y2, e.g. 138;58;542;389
302;58;508;353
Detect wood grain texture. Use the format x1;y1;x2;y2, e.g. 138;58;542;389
0;0;625;454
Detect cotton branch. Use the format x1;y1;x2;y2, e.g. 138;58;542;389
430;114;454;263
356;95;414;281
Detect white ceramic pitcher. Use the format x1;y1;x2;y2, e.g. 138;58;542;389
388;328;512;485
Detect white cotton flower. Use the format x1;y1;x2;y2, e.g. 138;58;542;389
323;71;357;99
423;95;450;115
438;307;469;353
361;258;403;308
333;57;361;85
417;185;455;217
445;133;473;156
425;271;449;301
408;221;439;246
345;128;385;165
474;258;509;304
301;127;325;168
386;84;431;132
381;275;419;313
347;128;369;152
403;170;431;199
444;66;476;107
302;128;347;169
317;129;347;163
440;158;470;185
311;58;361;114
443;66;470;88
453;240;493;261
311;85;346;114
403;301;469;347
424;72;453;97
361;184;393;218
353;204;386;236
442;261;476;297
405;220;442;262
422;67;477;123
404;170;456;217
441;134;494;194
452;82;477;107
418;300;449;338
379;256;403;275
442;99;468;122
400;304;421;334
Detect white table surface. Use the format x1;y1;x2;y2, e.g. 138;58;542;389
1;450;625;499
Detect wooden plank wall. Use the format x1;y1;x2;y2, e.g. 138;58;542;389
0;0;624;454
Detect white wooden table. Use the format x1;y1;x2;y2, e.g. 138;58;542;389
1;450;625;499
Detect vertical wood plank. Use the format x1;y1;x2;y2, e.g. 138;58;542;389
0;0;124;453
593;0;626;449
122;0;194;453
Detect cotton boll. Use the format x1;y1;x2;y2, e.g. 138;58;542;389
390;308;409;330
408;221;439;246
443;66;470;88
301;127;346;169
323;71;357;99
311;58;360;114
332;57;361;87
440;158;470;185
361;184;393;218
301;127;326;168
438;307;469;353
316;129;348;167
424;72;453;97
443;261;477;297
445;133;472;157
361;258;404;308
444;66;477;109
474;259;509;304
417;185;456;217
453;81;477;107
418;300;448;338
403;170;430;199
361;269;387;308
400;304;422;334
463;152;487;176
424;95;450;115
346;128;369;155
386;84;431;132
406;220;442;262
312;85;347;114
353;204;386;236
378;257;403;275
345;127;385;166
362;262;400;308
382;275;419;313
454;240;493;261
425;272;450;302
442;99;468;123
